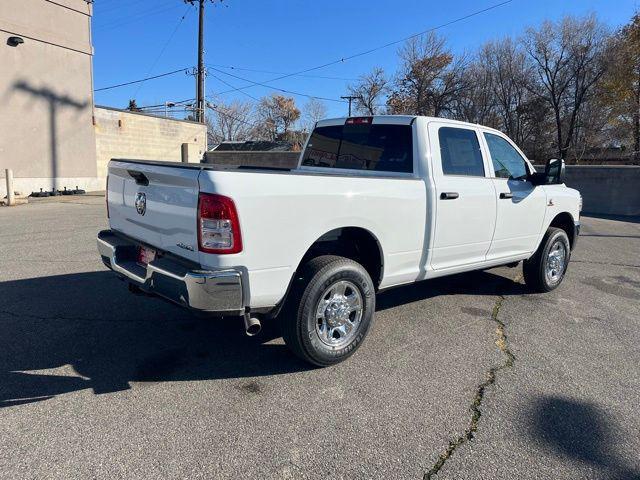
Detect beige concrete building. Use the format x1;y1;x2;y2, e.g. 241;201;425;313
1;0;206;197
1;0;98;196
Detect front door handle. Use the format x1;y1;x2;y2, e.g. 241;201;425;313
499;192;513;199
440;192;459;200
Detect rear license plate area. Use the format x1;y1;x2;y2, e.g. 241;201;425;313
137;246;156;266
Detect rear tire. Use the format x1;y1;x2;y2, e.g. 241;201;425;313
280;255;375;366
523;227;571;293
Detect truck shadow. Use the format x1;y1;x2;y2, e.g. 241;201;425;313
377;268;527;311
0;268;524;408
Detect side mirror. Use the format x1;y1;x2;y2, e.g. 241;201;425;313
545;158;565;185
528;158;565;186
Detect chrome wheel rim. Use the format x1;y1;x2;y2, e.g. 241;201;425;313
546;240;566;284
315;280;363;348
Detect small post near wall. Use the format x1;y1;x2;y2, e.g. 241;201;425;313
5;169;15;206
181;143;189;163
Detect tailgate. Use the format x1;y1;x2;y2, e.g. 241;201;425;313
107;160;201;262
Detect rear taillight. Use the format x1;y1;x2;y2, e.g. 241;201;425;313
198;193;242;254
106;176;110;218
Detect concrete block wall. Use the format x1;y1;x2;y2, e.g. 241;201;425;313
94;107;207;178
562;166;640;217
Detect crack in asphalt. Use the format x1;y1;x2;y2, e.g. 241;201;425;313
423;287;517;480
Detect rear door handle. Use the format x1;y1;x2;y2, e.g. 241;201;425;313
499;192;513;199
440;192;459;200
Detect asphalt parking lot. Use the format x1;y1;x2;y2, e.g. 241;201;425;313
1;197;639;480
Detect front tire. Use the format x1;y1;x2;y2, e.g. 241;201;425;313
281;255;375;366
523;227;571;293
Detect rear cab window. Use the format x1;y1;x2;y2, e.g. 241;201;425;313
301;120;413;174
437;126;485;177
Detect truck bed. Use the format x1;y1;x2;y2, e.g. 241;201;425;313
106;158;427;308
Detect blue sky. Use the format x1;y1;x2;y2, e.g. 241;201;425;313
93;0;639;119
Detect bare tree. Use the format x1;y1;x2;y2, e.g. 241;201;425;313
256;94;301;141
453;60;498;126
302;98;328;132
127;99;141;112
206;100;255;147
602;11;640;162
523;15;610;160
481;38;532;145
348;67;388;115
387;33;467;117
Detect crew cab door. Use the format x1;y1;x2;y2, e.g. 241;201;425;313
481;131;546;260
428;122;496;270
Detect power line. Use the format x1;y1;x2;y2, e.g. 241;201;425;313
94;68;189;92
207;63;358;81
208;72;261;101
207;102;263;129
138;98;195;109
93;2;183;32
94;0;149;16
132;3;194;98
213;0;514;97
99;1;514;107
207;66;347;103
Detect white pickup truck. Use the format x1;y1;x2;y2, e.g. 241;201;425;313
98;115;581;366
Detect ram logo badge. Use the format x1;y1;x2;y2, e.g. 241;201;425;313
135;192;146;216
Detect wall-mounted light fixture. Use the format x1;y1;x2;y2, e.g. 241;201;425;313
7;36;24;47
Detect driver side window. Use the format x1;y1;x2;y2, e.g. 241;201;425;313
484;133;528;180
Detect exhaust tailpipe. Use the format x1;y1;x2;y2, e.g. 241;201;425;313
243;314;261;336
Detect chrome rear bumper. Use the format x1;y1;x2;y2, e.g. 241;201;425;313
97;230;244;315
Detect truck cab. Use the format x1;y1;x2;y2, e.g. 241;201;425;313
419;117;578;273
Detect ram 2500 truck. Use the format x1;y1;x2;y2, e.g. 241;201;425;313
97;115;581;366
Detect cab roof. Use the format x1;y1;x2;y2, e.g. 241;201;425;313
315;115;498;132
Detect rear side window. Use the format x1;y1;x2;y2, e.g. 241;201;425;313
438;127;485;177
301;123;413;173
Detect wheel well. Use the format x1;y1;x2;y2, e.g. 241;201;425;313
298;227;384;288
549;212;575;249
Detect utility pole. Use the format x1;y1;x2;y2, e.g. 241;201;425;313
196;0;205;123
340;95;358;116
186;0;209;123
